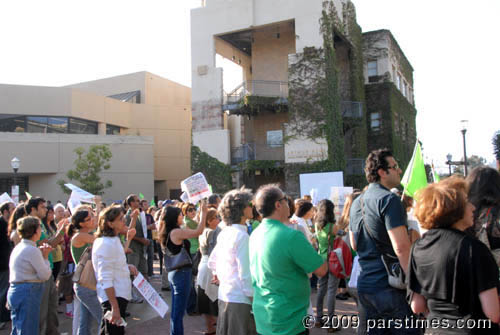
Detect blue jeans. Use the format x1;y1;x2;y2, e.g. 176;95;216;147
168;268;192;335
8;282;44;335
358;288;420;335
75;284;102;335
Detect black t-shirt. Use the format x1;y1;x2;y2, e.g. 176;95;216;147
349;183;407;292
409;228;499;334
0;216;12;271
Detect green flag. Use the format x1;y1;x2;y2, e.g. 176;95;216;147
25;191;32;200
139;193;144;200
150;198;156;207
208;184;213;194
401;141;428;198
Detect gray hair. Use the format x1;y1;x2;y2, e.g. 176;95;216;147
219;188;253;225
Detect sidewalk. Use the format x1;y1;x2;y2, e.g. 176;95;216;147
0;260;359;334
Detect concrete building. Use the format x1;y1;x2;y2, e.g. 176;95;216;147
191;0;368;192
0;72;191;203
363;30;417;166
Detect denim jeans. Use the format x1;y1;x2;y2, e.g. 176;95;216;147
168;267;192;335
316;271;340;319
39;277;59;335
358;288;420;335
8;282;44;335
75;283;102;335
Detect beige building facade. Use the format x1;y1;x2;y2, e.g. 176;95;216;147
0;72;191;203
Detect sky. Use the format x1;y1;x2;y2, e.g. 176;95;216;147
1;0;499;172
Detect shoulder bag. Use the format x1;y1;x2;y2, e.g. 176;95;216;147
163;232;192;272
72;246;97;291
360;194;406;290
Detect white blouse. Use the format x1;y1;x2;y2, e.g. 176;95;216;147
208;224;253;305
92;236;132;303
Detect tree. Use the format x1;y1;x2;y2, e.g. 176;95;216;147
493;131;500;168
58;145;113;195
191;146;232;194
454;155;487;176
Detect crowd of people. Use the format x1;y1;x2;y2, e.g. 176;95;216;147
1;147;500;335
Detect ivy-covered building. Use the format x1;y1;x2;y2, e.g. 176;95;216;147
363;29;417;169
190;0;416;194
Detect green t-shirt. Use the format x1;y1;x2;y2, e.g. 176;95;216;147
183;217;199;254
249;218;324;335
316;222;334;261
38;224;53;269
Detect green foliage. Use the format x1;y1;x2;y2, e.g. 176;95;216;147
58;145;112;195
493;131;500;162
454;155;487;175
191;146;232;194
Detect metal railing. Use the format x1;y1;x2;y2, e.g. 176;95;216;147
231;142;285;164
231;143;256;165
224;80;289;105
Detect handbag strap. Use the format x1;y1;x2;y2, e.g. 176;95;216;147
359;193;397;259
164;230;186;257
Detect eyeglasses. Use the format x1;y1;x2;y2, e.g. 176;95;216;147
277;196;287;203
387;164;400;170
187;208;196;213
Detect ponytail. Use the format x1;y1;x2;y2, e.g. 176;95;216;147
68;209;90;237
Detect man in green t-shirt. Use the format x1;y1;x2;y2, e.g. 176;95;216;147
249;185;327;335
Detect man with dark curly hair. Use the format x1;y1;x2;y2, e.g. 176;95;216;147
349;149;418;334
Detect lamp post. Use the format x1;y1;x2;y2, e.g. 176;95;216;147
461;120;468;177
446;153;452;176
10;157;20;204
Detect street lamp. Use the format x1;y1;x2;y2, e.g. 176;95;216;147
461;120;468;177
446;153;452;176
10;157;20;203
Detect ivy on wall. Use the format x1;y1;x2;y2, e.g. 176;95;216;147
191;146;233;194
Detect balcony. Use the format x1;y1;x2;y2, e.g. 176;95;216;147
223;80;289;116
231;142;285;165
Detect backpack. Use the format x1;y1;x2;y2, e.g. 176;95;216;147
328;237;353;279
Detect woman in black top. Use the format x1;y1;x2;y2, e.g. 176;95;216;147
159;202;207;335
466;166;500;265
409;177;500;334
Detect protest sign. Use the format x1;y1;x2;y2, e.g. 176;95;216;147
330;187;354;218
67;191;82;214
180;173;212;204
133;273;169;318
180;192;189;203
0;192;14;204
64;184;94;200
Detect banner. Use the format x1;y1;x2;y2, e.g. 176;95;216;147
180;173;212;204
133;273;169;318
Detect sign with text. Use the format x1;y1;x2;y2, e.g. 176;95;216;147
299;172;344;203
0;192;14;205
64;184;94;200
133;273;169;318
11;186;19;204
330;187;354;218
180;173;212;204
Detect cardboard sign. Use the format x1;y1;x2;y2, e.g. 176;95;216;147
330;187;354;218
180;173;212;204
133;273;169;318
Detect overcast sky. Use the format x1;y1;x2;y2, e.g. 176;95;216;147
1;0;499;171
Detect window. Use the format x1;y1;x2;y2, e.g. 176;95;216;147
27;117;48;133
402;81;407;97
69;118;97;134
267;130;283;147
47;117;68;133
367;61;377;77
370;112;381;131
396;73;402;91
0;114;26;132
106;124;121;135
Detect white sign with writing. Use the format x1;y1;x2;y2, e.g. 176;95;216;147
299;172;344;203
133;273;169;318
0;192;14;205
330;187;354;218
180;173;212;204
64;184;94;200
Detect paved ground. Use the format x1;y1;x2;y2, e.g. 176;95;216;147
0;261;359;334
